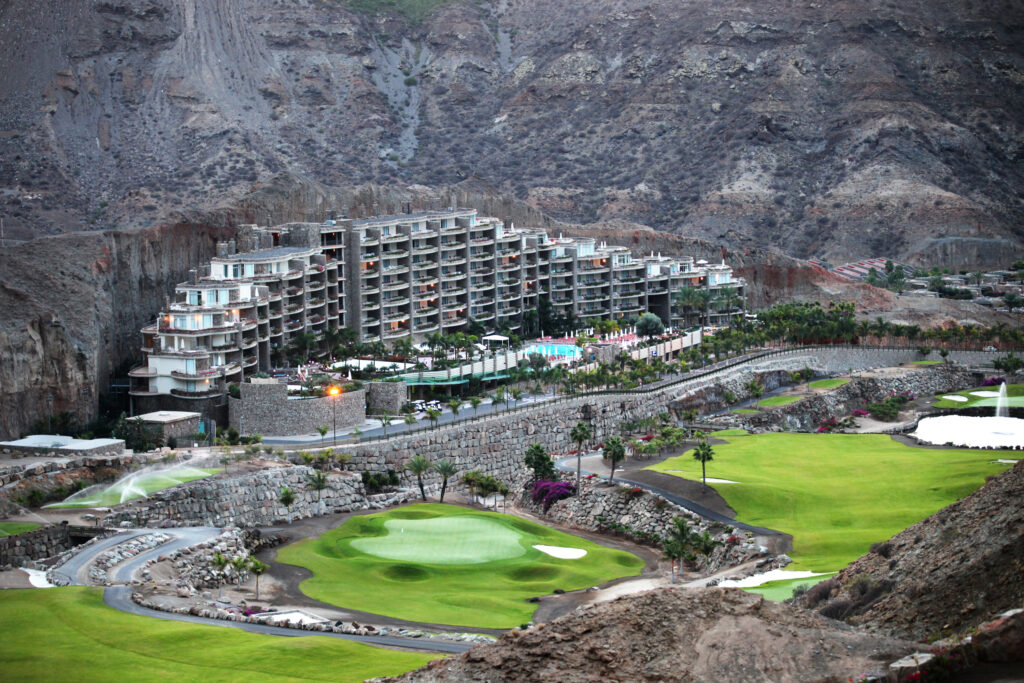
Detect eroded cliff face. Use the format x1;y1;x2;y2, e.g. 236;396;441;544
0;222;234;439
1;0;1021;267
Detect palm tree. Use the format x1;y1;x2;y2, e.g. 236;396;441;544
231;556;249;586
524;443;555;481
308;470;328;516
279;487;296;523
570;420;593;495
249;559;269;601
406;455;431;501
316;425;328;444
691;530;723;572
403;413;417;429
447;398;462;418
602;436;626;484
469;395;483;417
425;408;442;429
379;414;393;436
662;517;697;583
210;552;229;599
692;433;714;491
432;459;458;503
682;408;698;439
744;379;763;408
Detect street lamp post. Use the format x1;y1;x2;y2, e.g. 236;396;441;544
329;386;340;445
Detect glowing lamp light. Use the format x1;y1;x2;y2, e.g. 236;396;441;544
328;386;340;397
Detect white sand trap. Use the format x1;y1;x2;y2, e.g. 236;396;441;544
21;568;54;588
913;415;1024;449
705;477;739;484
995;459;1020;464
718;569;828;588
255;609;329;626
971;390;1002;398
533;544;587;559
941;394;969;402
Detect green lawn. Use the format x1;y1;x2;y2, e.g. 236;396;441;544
47;468;221;508
746;573;836;602
933;384;1024;410
808;378;849;390
912;360;944;365
758;395;802;407
1;587;436;682
276;504;645;628
0;522;41;537
646;433;1012;572
733;408;760;414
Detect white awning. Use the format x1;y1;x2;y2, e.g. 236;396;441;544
481;334;509;342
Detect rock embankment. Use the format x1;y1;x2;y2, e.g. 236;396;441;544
798;460;1024;642
382;587;918;682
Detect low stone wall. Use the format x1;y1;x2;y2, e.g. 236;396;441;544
0;453;151;507
520;480;771;574
0;440;125;459
228;382;365;436
366;381;407;415
0;524;104;569
102;466;414;528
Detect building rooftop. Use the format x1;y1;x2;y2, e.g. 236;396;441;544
135;411;202;424
351;208;475;228
0;435;124;450
215;247;314;262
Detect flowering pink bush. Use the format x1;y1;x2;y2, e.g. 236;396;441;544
532;480;576;512
851;409;869;417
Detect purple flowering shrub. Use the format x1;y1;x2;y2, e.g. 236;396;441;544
532;480;576;512
981;376;1005;387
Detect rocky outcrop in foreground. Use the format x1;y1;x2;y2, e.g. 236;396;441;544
799;460;1024;641
383;588;917;682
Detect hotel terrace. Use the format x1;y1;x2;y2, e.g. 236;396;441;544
129;209;744;411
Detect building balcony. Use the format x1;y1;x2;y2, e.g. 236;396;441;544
413;290;437;301
414;306;439;317
242;355;259;367
579;280;607;289
360;236;380;247
500;278;520;287
384;327;412;339
382;249;409;259
441;316;464;327
471;267;494;276
551;255;573;263
472;311;495;321
383;280;409;291
441;271;464;280
550;284;573;292
646;286;668;294
472;297;495;306
441;286;466;297
550;296;573;305
361;268;380;277
128;366;157;377
470;252;492;261
496;249;520;258
414;322;439;332
361;286;380;295
169;388;223;399
470;237;493;246
286;320;304;332
497;262;519;272
499;293;519;303
361;317;380;327
383;265;410;276
497;233;519;243
413;245;438;255
307;280;325;291
383;297;410;307
441;257;467;267
472;282;494;291
382;233;408;244
283;270;303;280
383;311;408;324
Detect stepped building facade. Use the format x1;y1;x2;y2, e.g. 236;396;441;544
129;209;744;412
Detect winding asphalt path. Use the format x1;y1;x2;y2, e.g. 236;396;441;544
555;454;785;536
54;527;472;654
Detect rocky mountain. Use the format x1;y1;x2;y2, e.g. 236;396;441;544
1;0;1022;267
797;459;1024;642
380;587;918;682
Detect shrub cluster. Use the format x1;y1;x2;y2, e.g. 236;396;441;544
361;469;399;494
531;480;575;512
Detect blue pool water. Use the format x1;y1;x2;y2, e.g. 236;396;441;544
526;343;581;358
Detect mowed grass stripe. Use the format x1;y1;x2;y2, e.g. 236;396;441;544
275;503;644;629
646;433;1012;571
1;587;436;682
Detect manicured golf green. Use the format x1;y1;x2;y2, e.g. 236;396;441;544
0;522;41;537
47;468;221;508
276;504;645;628
933;384;1024;410
758;395;802;407
808;378;849;390
1;587;436;682
646;433;1013;571
710;429;750;437
733;408;760;414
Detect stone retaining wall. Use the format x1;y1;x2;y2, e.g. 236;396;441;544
366;381;407;415
0;453;153;507
102;466;414;528
228;383;365;436
0;440;126;459
0;524;103;569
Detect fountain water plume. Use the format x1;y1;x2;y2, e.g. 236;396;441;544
44;459;220;509
997;382;1010;418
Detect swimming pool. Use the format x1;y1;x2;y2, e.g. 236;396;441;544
526;343;581;358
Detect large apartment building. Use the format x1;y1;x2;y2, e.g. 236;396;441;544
129;209;743;413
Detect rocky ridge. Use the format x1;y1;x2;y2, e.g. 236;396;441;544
0;0;1022;267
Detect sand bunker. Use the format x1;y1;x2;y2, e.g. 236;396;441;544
941;395;969;402
970;390;1002;398
533;545;587;559
705;477;739;484
717;569;828;588
913;415;1024;449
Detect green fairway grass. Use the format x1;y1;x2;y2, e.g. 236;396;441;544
1;587;436;682
646;433;1012;572
0;522;41;537
745;573;836;602
47;468;221;508
808;378;849;390
758;395;802;407
912;360;944;365
732;408;760;414
933;384;1024;410
710;429;750;437
276;504;645;628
